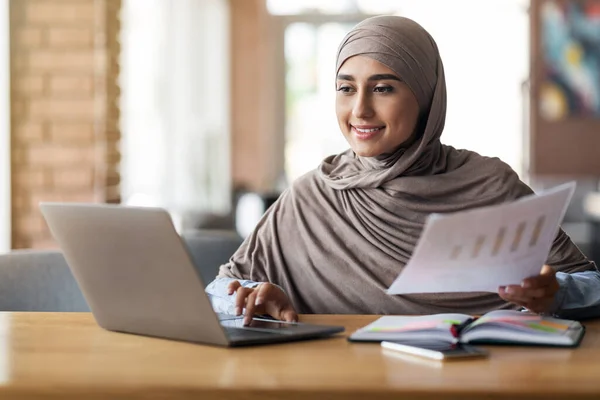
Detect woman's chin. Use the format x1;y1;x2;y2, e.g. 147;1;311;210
352;147;382;158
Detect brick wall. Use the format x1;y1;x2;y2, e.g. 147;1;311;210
10;0;121;249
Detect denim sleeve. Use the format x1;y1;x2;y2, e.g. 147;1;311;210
552;271;600;319
205;277;261;315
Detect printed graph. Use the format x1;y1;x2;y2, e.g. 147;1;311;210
449;216;547;261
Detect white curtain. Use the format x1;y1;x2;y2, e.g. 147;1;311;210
0;0;10;252
120;0;231;227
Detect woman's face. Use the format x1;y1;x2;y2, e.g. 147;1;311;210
335;56;420;157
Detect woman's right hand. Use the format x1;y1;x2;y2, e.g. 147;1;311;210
227;280;298;325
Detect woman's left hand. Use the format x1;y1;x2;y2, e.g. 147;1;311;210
498;265;560;314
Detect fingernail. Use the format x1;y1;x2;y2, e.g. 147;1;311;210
506;287;514;294
227;290;233;295
522;281;530;288
235;306;242;315
255;297;264;306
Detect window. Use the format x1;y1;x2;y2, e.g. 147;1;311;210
120;0;231;230
284;22;357;182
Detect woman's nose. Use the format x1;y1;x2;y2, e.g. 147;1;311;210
352;93;374;119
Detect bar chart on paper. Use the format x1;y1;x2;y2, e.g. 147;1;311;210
387;182;576;294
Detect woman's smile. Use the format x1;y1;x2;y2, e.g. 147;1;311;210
351;124;385;140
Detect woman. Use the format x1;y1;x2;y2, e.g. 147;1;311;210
206;16;600;324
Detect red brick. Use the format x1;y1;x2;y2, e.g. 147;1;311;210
10;148;26;166
11;237;31;250
48;75;94;95
29;98;94;119
14;122;45;142
48;27;94;48
10;100;27;119
51;168;94;188
14;75;45;95
11;192;29;213
49;122;94;143
14;212;47;236
14;168;46;187
11;54;28;70
27;145;96;168
29;50;94;72
25;1;95;25
106;147;121;164
14;27;44;47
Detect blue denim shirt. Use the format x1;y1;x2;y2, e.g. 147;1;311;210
206;271;600;319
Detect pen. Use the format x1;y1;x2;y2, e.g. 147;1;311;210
451;318;476;337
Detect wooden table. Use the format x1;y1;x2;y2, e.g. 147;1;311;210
1;312;599;399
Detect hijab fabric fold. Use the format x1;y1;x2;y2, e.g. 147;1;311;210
218;16;594;315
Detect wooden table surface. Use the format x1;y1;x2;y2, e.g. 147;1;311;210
1;312;599;399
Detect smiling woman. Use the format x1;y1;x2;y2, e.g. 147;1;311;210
207;15;600;323
335;56;420;157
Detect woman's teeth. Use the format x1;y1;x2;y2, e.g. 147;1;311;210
355;127;381;133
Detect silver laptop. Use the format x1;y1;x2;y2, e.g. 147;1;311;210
40;203;344;347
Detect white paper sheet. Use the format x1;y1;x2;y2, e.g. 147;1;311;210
387;182;576;294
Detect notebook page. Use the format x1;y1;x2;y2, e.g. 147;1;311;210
349;314;471;343
459;310;583;346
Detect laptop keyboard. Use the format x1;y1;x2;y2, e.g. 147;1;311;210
222;326;277;340
216;312;240;321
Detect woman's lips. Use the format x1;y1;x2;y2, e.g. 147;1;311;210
351;125;384;140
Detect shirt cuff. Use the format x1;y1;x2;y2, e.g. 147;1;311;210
548;272;570;315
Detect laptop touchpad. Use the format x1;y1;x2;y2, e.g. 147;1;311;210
221;317;301;334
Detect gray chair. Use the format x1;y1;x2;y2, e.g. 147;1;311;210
0;230;242;311
181;230;243;286
0;250;89;311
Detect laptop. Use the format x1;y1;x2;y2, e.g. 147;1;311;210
40;203;344;347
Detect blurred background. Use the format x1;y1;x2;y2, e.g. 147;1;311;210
2;0;600;261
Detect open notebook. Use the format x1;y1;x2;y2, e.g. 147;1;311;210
348;310;585;347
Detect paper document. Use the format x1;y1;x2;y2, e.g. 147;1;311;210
387;182;576;294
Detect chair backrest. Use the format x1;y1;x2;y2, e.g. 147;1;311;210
0;230;242;311
0;250;89;311
180;230;243;286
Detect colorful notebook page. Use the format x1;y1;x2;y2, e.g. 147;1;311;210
365;318;463;334
470;315;572;334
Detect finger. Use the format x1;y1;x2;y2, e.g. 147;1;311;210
542;265;560;293
498;286;531;304
503;285;533;298
227;280;241;295
521;276;553;289
280;308;298;323
244;290;258;325
522;266;555;288
506;285;549;300
234;287;252;316
254;283;269;306
541;264;556;276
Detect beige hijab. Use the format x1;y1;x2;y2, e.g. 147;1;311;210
218;16;595;315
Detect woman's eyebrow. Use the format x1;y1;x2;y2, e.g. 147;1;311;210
335;73;401;81
368;74;401;81
336;74;354;81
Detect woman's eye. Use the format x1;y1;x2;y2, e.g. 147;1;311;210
374;86;394;93
336;86;354;93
